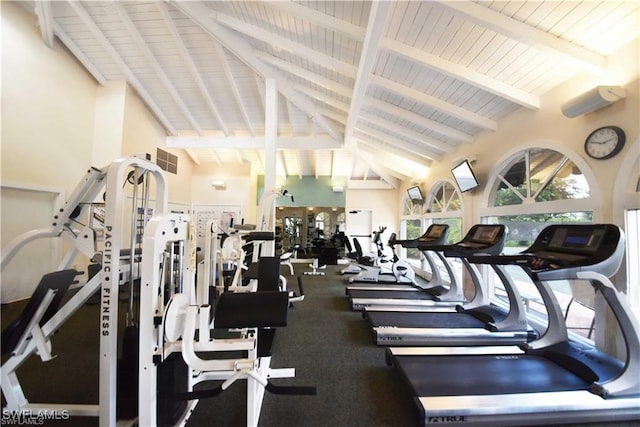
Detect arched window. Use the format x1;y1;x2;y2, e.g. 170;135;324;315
482;146;597;341
484;148;594;249
314;212;330;236
421;181;464;281
402;193;423;216
490;148;590;208
424;181;463;243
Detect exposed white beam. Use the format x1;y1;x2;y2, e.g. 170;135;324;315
258;53;353;98
294;85;350;113
284;98;295;136
355;125;439;162
235;150;245;164
352;152;399;189
166;135;341;150
278;151;289;177
265;0;539;109
112;2;202;135
382;38;540;109
315;106;347;126
184;149;200;166
348;179;395;190
359;110;452;154
211;9;358;76
157;2;229;135
356;141;429;179
34;1;54;48
208;149;223;166
344;1;391;150
433;0;607;74
215;43;255;136
310;150;319;179
365;96;473;143
171;1;342;143
265;78;277;190
53;23;107;85
370;75;497;131
67;1;177;134
266;1;366;40
254;74;266;107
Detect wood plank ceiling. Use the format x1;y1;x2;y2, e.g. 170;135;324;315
22;1;640;188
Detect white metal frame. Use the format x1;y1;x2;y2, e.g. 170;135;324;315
139;212;300;427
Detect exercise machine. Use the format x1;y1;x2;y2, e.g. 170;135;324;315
348;224;506;311
1;159;312;426
340;226;388;275
387;224;639;426
139;213;314;427
344;232;414;284
1;156;167;423
346;224;450;293
365;229;538;346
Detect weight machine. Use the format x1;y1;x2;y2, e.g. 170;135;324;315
2;161;313;426
1;156;166;424
139;212;314;426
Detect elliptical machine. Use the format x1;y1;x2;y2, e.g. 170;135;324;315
346;227;416;285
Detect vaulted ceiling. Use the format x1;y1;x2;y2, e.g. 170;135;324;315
21;1;640;188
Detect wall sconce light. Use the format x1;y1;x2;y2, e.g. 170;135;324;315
561;86;626;118
211;179;226;190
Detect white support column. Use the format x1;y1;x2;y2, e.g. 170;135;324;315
264;78;277;191
263;79;278;256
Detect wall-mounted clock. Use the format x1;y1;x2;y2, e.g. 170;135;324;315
584;126;625;160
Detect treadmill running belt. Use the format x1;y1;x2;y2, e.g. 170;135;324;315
397;354;590;397
367;311;487;328
349;290;436;300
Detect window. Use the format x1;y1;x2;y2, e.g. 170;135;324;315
491;148;589;207
484;147;596;340
402;194;423;216
157;148;178;174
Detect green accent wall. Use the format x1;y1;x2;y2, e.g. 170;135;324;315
257;176;346;207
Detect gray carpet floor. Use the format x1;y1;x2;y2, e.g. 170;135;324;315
2;263;639;426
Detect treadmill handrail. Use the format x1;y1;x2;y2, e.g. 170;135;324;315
578;271;640;398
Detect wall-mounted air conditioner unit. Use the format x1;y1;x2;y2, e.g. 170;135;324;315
561;86;626;118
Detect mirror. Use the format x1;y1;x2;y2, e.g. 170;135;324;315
276;207;345;256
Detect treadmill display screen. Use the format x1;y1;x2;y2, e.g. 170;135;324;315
427;225;446;238
471;226;500;244
548;227;603;253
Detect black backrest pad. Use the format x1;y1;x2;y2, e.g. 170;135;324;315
257;256;281;292
1;269;79;355
214;291;289;329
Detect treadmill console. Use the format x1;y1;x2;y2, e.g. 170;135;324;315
424;224;449;241
433;224;507;256
394;224;450;248
468;224;624;278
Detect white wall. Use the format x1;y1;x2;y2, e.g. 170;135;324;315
190;161;257;224
122;85;193;206
347;188;398;254
0;3;196;300
1;2;97;191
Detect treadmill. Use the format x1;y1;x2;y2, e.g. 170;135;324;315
348;224;506;312
365;226;538;346
387;224;640;426
346;224;450;293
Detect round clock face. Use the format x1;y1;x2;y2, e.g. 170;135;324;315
584;126;625;160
